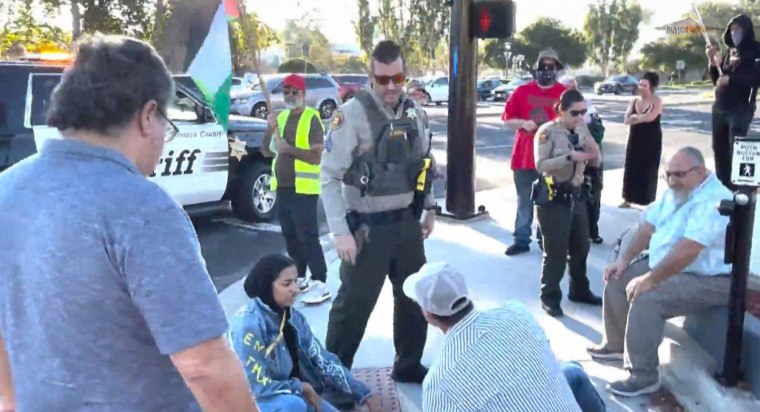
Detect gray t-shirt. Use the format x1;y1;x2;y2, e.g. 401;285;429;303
0;139;228;411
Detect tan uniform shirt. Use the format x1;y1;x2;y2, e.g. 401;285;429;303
534;119;601;187
320;88;435;235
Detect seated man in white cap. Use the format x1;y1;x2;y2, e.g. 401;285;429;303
404;262;605;412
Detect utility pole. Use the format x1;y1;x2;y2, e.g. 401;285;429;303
443;0;515;219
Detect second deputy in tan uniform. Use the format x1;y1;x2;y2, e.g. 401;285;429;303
533;89;604;318
319;40;436;397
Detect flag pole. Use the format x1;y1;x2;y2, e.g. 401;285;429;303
236;1;280;147
693;3;723;75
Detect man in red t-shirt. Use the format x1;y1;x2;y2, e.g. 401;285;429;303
502;48;566;256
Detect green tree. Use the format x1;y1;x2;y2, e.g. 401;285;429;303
482;18;587;70
280;19;333;72
229;11;278;73
354;0;375;58
407;0;449;70
584;0;644;75
639;33;706;74
334;55;367;73
278;57;318;73
0;0;71;56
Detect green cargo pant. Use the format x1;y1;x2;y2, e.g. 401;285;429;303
325;215;427;372
536;198;592;306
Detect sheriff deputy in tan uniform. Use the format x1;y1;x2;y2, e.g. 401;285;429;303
319;40;435;393
533;89;604;318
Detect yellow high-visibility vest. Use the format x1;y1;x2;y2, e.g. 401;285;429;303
271;107;322;194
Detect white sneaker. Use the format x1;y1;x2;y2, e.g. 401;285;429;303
297;278;310;293
302;280;331;304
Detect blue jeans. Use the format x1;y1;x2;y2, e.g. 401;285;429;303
562;361;605;412
256;394;339;412
513;169;540;246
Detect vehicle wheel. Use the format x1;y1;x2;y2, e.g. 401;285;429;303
232;161;276;222
614;86;622;95
319;100;337;119
252;103;268;119
343;93;354;102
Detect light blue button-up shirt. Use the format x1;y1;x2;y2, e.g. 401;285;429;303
642;172;733;276
422;302;580;412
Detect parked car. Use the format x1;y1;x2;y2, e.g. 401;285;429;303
230;73;342;119
492;78;528;101
1;61;279;222
477;78;503;100
331;74;369;102
425;76;449;105
594;74;639;95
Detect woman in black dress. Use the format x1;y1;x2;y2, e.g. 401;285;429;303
621;71;663;207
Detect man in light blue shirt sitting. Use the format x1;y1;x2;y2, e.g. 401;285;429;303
587;146;733;397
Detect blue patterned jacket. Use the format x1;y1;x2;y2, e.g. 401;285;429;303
227;298;372;405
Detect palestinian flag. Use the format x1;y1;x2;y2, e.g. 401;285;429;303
187;0;240;131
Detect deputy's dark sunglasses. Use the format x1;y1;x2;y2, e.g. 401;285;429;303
373;73;406;86
570;109;588;117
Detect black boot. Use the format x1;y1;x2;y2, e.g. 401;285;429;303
391;364;428;384
541;302;564;317
568;291;603;306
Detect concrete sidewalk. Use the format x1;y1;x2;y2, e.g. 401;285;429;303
219;166;760;411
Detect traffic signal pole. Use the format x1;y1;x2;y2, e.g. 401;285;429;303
444;0;482;219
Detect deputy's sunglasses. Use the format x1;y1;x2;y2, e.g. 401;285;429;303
570;109;587;117
157;108;179;142
373;73;406;86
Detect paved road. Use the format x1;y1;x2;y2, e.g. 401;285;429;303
199;89;744;294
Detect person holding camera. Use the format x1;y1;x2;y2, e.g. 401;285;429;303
533;90;604;317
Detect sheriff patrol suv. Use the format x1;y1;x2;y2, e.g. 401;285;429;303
0;59;278;222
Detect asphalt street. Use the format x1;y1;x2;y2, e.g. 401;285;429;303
197;88;746;294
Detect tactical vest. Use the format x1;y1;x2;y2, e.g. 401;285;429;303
343;91;428;197
271;107;322;195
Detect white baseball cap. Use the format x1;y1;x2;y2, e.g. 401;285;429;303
403;262;470;317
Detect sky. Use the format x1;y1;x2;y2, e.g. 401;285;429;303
248;0;743;54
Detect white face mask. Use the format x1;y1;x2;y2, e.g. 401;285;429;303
732;30;743;47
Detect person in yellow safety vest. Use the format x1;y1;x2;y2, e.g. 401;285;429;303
261;73;330;305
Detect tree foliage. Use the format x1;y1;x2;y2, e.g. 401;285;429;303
229;7;278;73
353;0;375;58
583;0;644;75
280;19;333;72
333;55;367;73
278;57;318;74
483;18;587;71
0;0;71;56
355;0;448;72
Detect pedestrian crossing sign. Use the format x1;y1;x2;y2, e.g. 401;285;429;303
731;141;760;186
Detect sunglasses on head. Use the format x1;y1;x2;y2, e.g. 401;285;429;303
372;73;406;86
569;109;587;117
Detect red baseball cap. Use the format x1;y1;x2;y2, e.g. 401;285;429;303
282;74;306;91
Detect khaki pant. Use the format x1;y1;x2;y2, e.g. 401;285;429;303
602;258;731;378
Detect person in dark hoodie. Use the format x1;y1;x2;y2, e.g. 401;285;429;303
707;14;760;190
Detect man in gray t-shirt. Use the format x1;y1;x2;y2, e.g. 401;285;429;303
0;35;258;412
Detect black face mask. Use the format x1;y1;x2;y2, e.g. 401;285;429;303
536;69;557;86
535;63;558;87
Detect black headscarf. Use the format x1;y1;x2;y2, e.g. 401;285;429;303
243;253;301;379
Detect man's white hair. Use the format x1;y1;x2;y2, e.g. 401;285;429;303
558;75;575;86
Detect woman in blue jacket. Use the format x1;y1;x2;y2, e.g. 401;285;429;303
228;253;382;412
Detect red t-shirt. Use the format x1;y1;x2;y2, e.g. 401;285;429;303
502;81;566;170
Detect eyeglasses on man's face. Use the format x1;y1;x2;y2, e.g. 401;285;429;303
661;166;697;180
157;108;179;142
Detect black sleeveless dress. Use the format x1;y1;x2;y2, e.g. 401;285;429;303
622;102;662;205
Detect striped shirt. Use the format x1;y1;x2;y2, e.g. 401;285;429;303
422;302;581;412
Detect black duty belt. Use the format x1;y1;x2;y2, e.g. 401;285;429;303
356;207;415;225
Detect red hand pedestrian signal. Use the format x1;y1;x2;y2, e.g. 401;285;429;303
470;0;515;39
479;9;492;33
